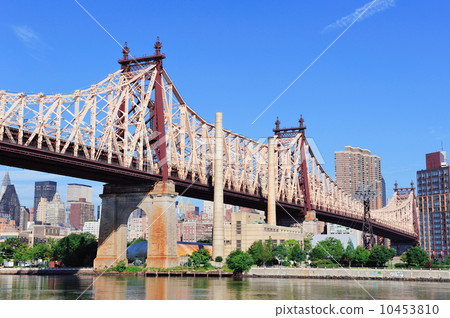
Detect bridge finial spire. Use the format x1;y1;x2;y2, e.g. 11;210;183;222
154;36;162;56
275;117;280;130
122;41;130;60
394;181;398;192
299;114;305;130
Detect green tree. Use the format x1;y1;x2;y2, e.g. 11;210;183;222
12;242;31;262
303;238;313;253
443;256;450;265
405;246;429;266
32;243;52;261
0;237;23;260
309;238;344;262
309;244;327;261
341;239;356;267
0;256;3;265
368;245;396;267
188;248;212;268
248;240;272;266
354;246;370;266
197;238;213;244
53;233;98;267
113;260;127;272
400;251;407;264
289;244;306;263
272;244;288;262
226;249;254;274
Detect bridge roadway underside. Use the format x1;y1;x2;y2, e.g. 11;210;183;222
0;140;305;221
314;209;418;252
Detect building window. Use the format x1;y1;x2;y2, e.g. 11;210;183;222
237;240;241;250
236;220;241;235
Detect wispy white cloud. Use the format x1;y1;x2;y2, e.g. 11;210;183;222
323;0;396;32
12;25;41;47
11;25;46;60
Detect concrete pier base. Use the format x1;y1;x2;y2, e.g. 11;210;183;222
94;184;152;270
93;181;179;270
145;181;179;268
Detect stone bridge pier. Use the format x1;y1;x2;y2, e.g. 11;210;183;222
93;181;178;270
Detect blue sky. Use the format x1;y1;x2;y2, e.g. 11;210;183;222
1;0;449;209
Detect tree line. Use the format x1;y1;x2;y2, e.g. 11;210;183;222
223;237;438;274
0;233;97;267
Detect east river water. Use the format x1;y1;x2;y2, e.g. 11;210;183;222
1;275;450;300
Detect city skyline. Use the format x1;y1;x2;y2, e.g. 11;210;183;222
1;1;449;210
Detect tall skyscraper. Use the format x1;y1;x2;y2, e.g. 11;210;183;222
34;181;57;221
417;151;449;259
67;184;92;203
335;146;385;210
70;198;95;230
67;184;94;229
45;192;66;224
0;169;21;228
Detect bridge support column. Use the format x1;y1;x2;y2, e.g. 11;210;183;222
213;112;224;260
94;184;151;270
143;181;179;268
267;137;276;225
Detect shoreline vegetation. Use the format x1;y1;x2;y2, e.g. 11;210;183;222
2;235;450;283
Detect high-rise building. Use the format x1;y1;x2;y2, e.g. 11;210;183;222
67;184;94;229
34;181;57;221
0;169;21;228
83;220;100;238
70;198;95;230
127;210;148;241
417;151;450;259
36;198;48;224
67;184;92;203
19;207;29;231
45;192;66;224
335;146;385;210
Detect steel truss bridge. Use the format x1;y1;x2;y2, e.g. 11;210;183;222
0;39;419;244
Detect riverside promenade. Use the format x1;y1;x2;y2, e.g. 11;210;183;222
248;267;450;282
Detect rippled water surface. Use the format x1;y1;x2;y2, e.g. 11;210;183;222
1;275;450;300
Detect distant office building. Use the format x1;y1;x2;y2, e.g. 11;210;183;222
127;212;148;241
203;200;214;221
417;151;450;259
36;192;66;225
19;207;30;231
177;198;197;215
19;225;61;245
0;169;21;228
34;181;57;220
177;220;213;243
83;220;100;238
327;223;359;236
45;192;66;224
335;146;385;210
70;198;95;230
67;184;92;203
36;198;48;224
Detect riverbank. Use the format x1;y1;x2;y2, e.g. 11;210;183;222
2;267;450;282
0;267;232;277
247;267;450;282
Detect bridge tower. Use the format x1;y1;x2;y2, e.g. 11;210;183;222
353;184;378;249
94;39;178;269
273;115;312;222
